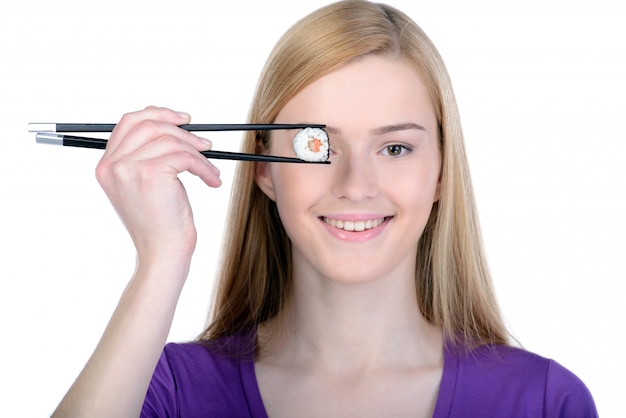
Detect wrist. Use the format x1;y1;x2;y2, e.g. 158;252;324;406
133;247;194;291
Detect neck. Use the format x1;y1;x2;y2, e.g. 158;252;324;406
260;260;443;373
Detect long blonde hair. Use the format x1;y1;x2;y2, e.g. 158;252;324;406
198;0;509;349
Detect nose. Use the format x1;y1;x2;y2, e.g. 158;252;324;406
330;151;379;201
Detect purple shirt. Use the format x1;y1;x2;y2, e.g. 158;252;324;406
141;332;597;417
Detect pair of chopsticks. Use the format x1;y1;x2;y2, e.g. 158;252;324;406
29;123;329;164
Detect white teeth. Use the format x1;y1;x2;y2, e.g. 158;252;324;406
323;217;385;232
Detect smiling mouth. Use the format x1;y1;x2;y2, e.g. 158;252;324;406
322;216;390;232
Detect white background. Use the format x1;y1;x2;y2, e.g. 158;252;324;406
1;0;624;416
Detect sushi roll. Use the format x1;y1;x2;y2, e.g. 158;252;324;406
293;127;329;162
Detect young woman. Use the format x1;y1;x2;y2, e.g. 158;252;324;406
52;1;597;417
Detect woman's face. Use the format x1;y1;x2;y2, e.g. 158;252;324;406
256;55;441;285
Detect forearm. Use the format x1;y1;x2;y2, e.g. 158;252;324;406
52;259;188;418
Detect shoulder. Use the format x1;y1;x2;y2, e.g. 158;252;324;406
436;344;597;417
160;341;245;385
141;332;265;418
542;353;598;417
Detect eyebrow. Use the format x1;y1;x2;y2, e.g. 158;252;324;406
323;122;426;135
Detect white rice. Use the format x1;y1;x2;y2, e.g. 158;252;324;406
292;127;329;162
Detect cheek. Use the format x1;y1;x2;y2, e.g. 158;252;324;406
381;160;440;199
270;164;325;210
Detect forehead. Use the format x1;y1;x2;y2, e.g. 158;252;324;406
275;55;436;132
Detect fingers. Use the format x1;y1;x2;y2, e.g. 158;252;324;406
120;135;222;188
97;106;222;189
106;107;211;155
105;106;192;156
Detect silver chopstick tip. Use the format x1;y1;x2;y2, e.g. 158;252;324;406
28;123;56;133
36;132;63;146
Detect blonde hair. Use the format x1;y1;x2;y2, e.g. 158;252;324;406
198;0;509;349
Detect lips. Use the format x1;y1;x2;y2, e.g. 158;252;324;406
322;216;388;232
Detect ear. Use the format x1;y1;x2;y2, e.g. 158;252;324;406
433;178;441;202
254;161;277;201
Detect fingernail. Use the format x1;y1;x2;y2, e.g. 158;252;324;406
199;137;213;147
176;111;190;120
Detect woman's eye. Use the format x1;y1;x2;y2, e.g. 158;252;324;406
382;144;411;157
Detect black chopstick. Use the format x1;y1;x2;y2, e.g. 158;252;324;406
28;123;325;133
35;133;330;164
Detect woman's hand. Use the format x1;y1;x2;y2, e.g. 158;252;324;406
95;106;222;267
